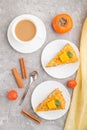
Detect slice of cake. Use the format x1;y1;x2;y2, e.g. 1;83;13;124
46;43;78;67
35;88;66;112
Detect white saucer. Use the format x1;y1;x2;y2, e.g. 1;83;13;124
31;80;70;120
41;39;80;79
7;14;46;53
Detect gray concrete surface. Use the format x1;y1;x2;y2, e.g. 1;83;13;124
0;0;87;130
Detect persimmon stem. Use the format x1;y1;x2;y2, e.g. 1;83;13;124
58;17;67;26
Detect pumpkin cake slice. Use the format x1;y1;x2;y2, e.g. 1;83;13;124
35;88;66;112
46;43;78;67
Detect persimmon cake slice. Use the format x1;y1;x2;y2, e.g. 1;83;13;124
35;88;66;112
46;43;78;67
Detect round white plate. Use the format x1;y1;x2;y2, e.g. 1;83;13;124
41;39;80;79
7;14;46;53
31;80;70;120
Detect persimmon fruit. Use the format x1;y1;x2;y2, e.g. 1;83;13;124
8;90;18;100
67;80;77;88
52;14;73;34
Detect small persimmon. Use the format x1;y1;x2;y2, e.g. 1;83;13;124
8;90;18;100
67;80;77;88
52;14;73;34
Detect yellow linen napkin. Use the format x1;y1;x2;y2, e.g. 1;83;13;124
64;18;87;130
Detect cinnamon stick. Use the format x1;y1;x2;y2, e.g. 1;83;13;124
19;58;28;79
12;68;24;88
22;109;41;123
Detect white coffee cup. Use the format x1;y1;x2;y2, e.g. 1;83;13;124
12;17;37;44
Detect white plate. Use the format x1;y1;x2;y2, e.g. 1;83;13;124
31;80;70;120
41;39;80;79
7;14;46;53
